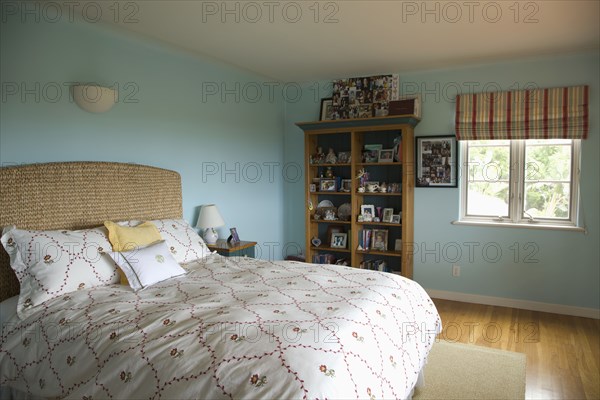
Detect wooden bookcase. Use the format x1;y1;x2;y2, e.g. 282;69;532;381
296;115;420;279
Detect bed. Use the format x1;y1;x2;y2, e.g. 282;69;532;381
0;162;441;399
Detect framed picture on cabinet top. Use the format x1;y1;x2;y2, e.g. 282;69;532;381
320;98;333;121
415;135;457;187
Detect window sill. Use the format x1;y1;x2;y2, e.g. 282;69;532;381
452;219;586;233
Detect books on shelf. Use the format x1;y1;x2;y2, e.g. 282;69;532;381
358;229;388;251
358;259;396;273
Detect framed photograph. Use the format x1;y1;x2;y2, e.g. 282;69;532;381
371;229;388;251
415;135;458;187
394;239;402;251
330;233;348;249
360;204;375;222
332;74;399;120
309;183;316;192
382;208;394;223
319;179;336;192
363;150;379;163
320;98;333;121
229;227;240;243
391;214;401;224
338;151;351;164
378;149;394;163
327;225;345;245
341;179;352;192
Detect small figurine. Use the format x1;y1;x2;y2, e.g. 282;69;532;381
325;167;334;179
380;182;388;193
313;146;325;164
325;148;337;164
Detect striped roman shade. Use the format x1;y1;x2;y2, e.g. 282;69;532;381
455;85;589;140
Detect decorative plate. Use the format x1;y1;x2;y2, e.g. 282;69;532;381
338;203;351;221
317;200;334;209
311;237;322;247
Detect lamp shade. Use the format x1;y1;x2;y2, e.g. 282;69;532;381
72;85;117;113
196;204;225;229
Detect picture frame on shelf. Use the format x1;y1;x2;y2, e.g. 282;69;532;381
360;204;375;222
309;183;317;192
391;214;401;224
382;208;394;223
327;225;345;246
337;151;351;164
363;144;382;163
341;179;352;192
330;233;348;249
378;149;394;163
363;151;379;163
415;135;458;188
394;239;402;251
319;179;337;192
371;229;388;251
320;98;333;121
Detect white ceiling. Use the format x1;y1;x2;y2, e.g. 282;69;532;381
100;0;599;81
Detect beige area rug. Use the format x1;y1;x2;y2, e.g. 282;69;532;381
413;341;526;400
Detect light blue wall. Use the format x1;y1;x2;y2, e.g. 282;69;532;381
284;53;600;310
0;18;285;255
2;15;598;309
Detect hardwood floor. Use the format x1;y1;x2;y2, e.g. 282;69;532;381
432;299;600;400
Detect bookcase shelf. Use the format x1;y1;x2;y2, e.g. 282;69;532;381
297;115;419;279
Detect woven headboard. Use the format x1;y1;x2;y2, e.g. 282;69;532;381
0;162;183;302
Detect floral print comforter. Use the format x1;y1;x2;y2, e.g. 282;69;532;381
1;254;441;399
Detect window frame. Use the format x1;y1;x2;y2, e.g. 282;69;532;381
458;139;582;230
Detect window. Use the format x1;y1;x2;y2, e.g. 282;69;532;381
460;139;581;228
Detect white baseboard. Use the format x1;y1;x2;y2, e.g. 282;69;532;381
426;289;600;320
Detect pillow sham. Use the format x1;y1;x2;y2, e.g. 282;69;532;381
118;219;211;264
106;240;186;291
0;225;119;319
150;219;211;264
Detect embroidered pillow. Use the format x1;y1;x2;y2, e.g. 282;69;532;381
0;226;119;319
106;241;186;291
117;219;211;264
104;220;164;285
149;219;211;263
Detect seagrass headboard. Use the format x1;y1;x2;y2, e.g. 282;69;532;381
0;162;183;302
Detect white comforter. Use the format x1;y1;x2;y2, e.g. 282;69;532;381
1;254;441;399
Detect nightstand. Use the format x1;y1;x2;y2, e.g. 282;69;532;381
207;239;257;258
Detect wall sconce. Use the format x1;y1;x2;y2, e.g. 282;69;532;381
72;84;117;113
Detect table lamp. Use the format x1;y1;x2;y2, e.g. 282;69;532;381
196;204;225;245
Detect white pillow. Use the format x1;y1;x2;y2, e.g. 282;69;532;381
0;226;120;319
106;241;186;291
119;219;211;264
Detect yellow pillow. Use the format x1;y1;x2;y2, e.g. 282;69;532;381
104;221;163;285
